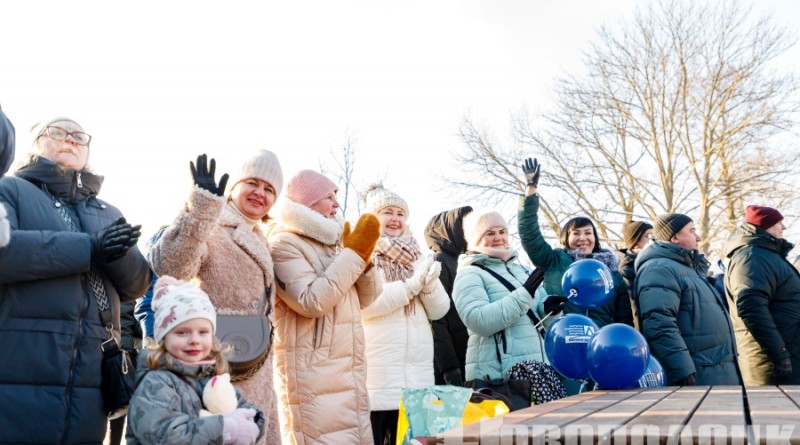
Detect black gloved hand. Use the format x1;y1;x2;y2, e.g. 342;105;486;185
675;373;697;386
522;267;545;297
773;357;793;378
443;368;464;387
521;157;541;187
91;217;140;263
190;153;229;197
543;295;569;315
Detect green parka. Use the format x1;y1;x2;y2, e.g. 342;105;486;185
723;223;800;385
517;194;633;328
634;240;739;385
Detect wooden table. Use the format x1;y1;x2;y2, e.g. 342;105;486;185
427;386;800;444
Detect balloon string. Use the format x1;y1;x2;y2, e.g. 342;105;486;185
578;379;589;394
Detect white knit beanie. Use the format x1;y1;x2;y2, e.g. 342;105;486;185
462;209;508;251
152;276;217;342
362;182;409;216
229;149;283;197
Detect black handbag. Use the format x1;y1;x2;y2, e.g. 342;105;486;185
101;334;137;420
216;287;273;382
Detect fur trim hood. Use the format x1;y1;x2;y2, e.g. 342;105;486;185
272;198;343;246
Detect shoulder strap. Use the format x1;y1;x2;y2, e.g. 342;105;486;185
471;264;545;338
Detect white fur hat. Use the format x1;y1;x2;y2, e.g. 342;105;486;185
362;182;409;216
152;276;217;342
462;209;508;251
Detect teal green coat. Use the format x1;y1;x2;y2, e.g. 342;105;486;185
517;194;633;328
723;223;800;385
635;240;739;385
453;252;547;381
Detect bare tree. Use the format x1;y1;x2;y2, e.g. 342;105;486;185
446;0;799;254
319;131;361;219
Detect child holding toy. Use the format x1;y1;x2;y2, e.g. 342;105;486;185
126;276;264;445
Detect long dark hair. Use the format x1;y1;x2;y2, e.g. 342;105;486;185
559;216;603;253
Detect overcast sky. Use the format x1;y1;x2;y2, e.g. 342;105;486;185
2;0;798;252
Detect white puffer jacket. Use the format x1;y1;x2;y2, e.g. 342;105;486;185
362;255;450;411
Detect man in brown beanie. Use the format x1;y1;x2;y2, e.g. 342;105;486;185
616;220;653;329
634;213;739;386
723;205;799;385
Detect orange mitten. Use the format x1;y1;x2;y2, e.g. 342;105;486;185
342;213;381;266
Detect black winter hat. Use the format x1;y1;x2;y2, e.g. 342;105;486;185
622;220;653;250
653;213;692;242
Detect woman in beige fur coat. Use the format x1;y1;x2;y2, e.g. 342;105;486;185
269;169;383;445
150;151;282;445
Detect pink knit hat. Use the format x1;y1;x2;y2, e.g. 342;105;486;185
286;170;338;207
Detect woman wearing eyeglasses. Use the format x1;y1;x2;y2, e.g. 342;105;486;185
0;117;153;444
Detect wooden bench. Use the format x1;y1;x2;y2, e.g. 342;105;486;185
426;385;800;444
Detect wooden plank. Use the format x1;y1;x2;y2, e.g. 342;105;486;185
747;386;800;445
615;386;709;445
556;387;677;445
681;386;747;445
429;390;611;444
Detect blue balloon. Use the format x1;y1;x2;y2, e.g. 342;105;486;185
587;324;649;390
562;259;615;309
637;356;666;388
545;313;599;380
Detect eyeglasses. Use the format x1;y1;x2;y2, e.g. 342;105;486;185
40;126;92;146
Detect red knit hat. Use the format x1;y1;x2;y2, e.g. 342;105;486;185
745;205;783;230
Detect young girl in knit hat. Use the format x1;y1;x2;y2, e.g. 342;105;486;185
127;276;264;445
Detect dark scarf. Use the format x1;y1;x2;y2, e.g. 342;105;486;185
15;156;102;204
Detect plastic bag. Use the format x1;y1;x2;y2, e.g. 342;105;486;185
396;386;472;445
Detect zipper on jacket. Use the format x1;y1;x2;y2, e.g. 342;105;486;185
61;274;91;443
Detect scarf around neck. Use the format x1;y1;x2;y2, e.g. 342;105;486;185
373;235;422;283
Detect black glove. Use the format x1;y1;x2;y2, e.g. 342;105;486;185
543;296;569;316
91;217;141;263
521;157;541;187
190;154;229;197
773;357;793;378
522;267;545;297
443;368;464;387
675;373;697;386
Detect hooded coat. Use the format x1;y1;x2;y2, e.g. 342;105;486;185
723;223;800;385
517;194;633;328
149;187;281;445
453;251;547;381
635;240;739;385
423;206;472;384
0;157;152;444
269;199;382;445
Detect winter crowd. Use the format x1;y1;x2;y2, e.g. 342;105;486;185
0;112;798;445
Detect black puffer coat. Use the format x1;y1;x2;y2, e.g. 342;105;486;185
724;223;800;385
0;106;13;176
0;157;152;444
424;206;472;385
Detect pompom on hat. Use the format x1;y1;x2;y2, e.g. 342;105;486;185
228;149;283;197
152;276;217;342
362;182;409;216
653;213;693;242
745;205;783;230
462;209;508;251
622;220;653;250
286;169;338;207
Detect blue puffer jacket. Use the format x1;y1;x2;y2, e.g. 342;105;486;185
453;251;547;381
0;158;152;444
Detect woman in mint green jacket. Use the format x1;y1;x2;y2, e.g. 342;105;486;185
453;209;546;381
